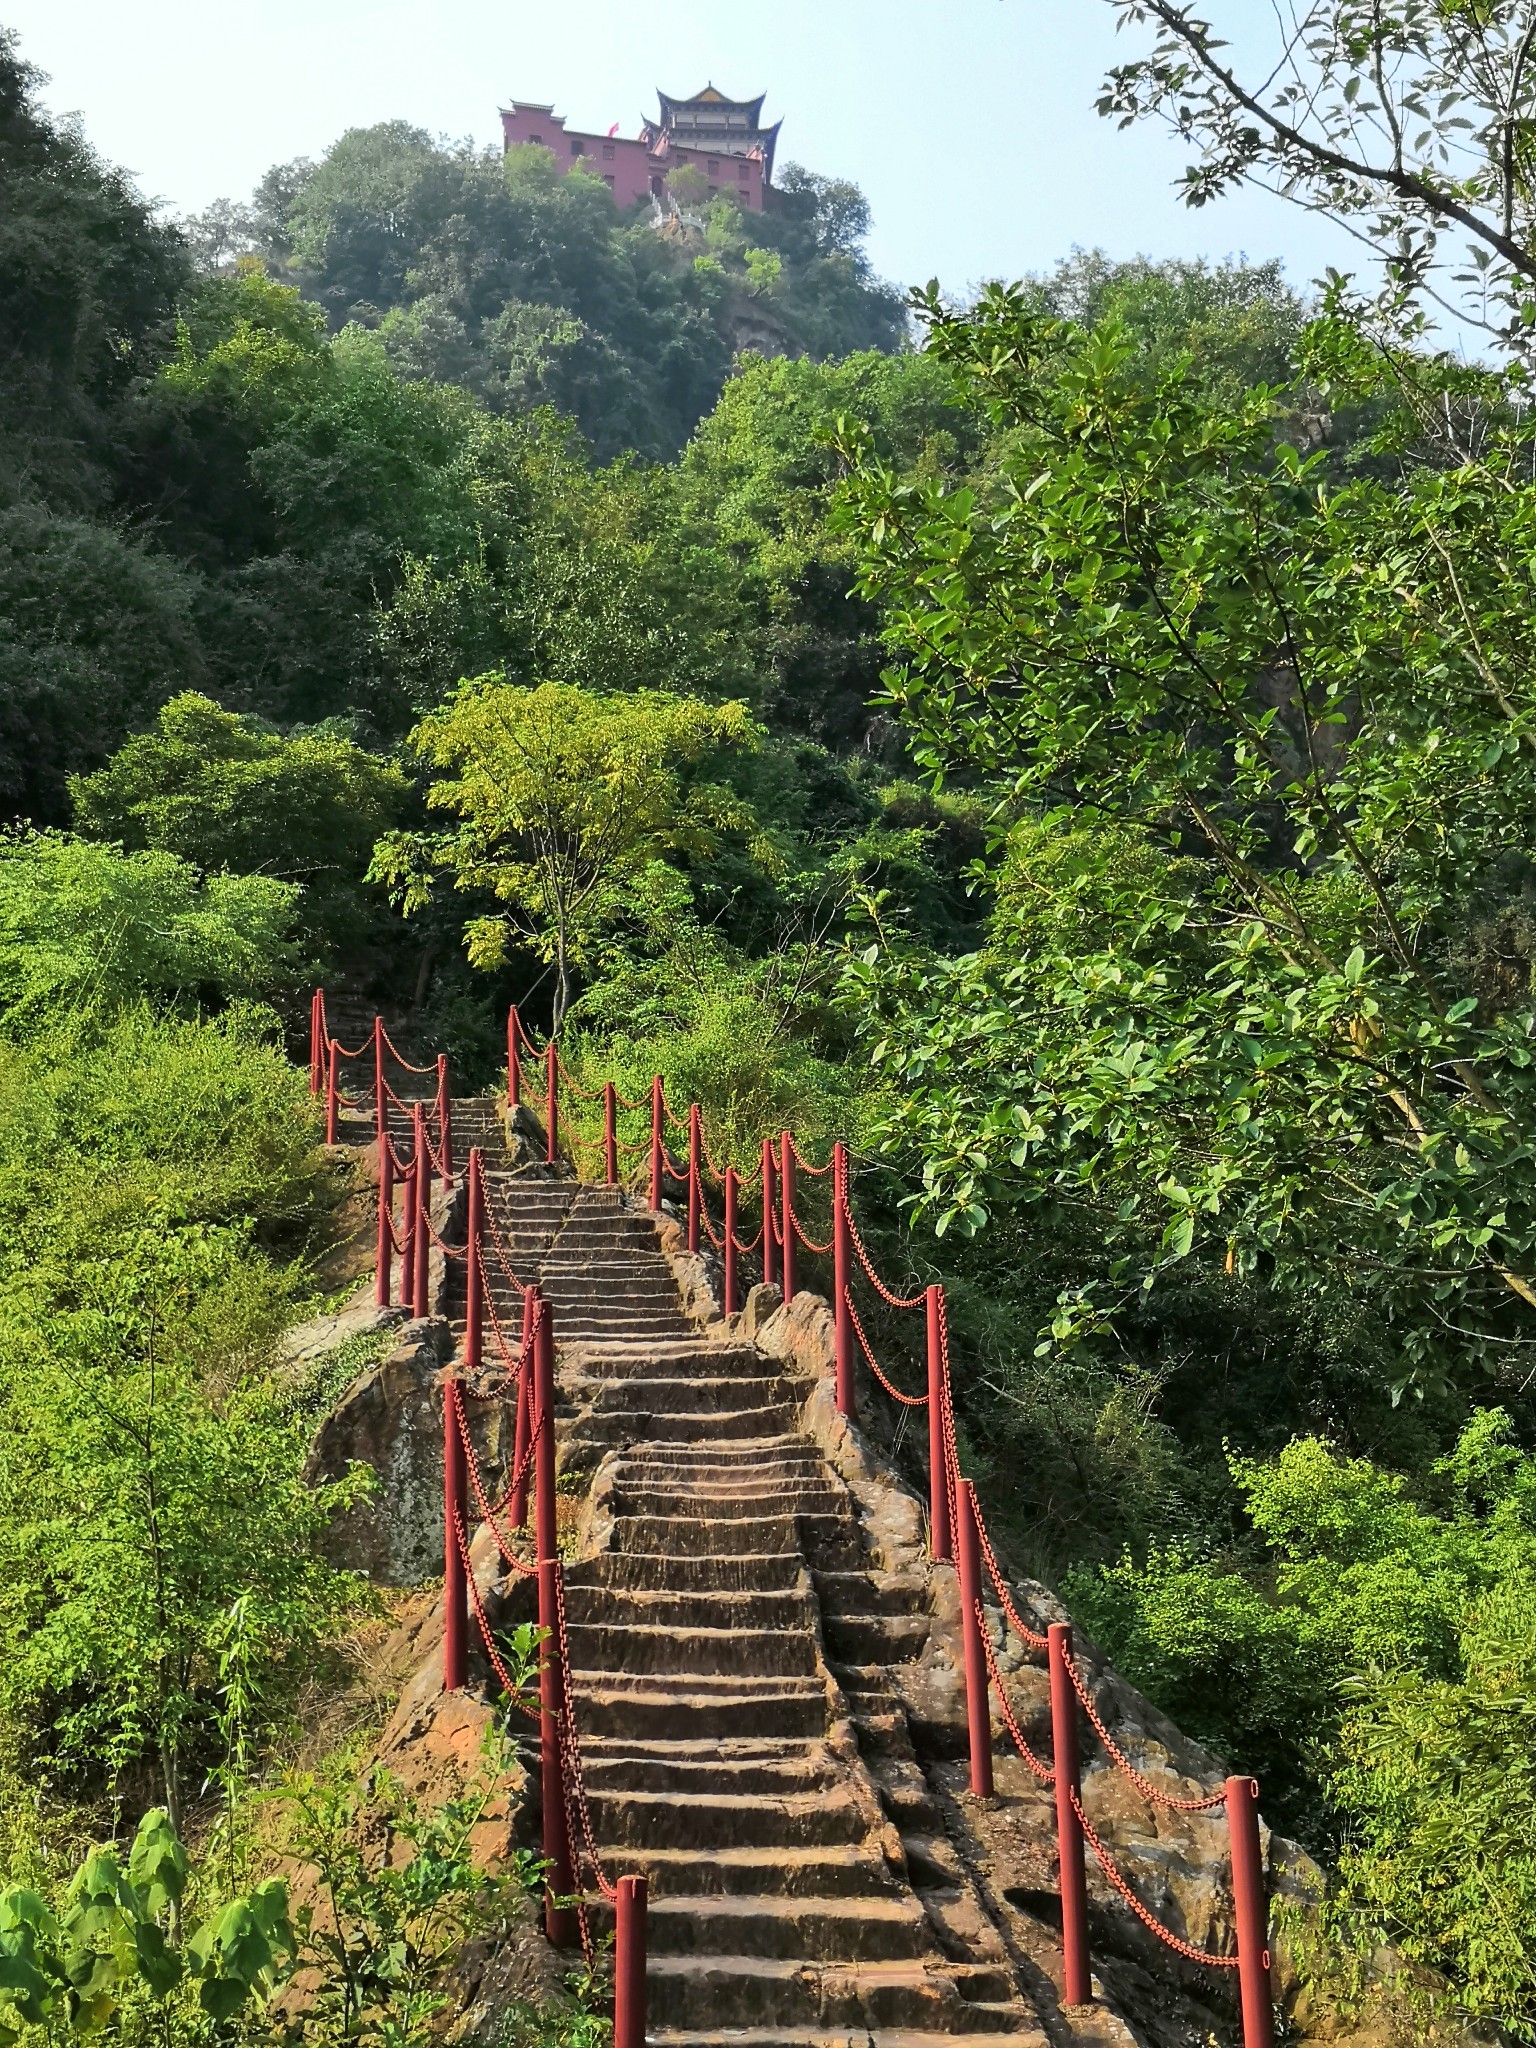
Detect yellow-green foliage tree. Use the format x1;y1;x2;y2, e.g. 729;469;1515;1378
371;678;767;1026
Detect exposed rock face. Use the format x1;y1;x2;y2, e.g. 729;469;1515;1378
307;1318;456;1583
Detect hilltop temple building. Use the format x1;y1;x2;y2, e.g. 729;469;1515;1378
499;85;781;211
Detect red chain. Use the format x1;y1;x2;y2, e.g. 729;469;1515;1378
787;1188;833;1255
480;1201;530;1297
1065;1654;1228;1812
553;1565;618;1904
788;1136;833;1175
969;1502;1050;1652
420;1208;466;1258
1070;1786;1239;1967
553;1048;604;1101
451;1504;540;1717
843;1199;927;1308
847;1293;929;1406
453;1384;538;1575
380;1026;437;1075
976;1604;1055;1783
478;1249;534;1380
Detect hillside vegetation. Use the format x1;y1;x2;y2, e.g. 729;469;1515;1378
8;5;1536;2039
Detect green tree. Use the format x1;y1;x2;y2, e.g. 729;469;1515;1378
839;285;1536;1396
0;832;297;1029
70;692;407;955
372;678;764;1027
1097;0;1536;352
1070;1412;1536;2034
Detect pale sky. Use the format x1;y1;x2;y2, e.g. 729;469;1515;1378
9;0;1361;301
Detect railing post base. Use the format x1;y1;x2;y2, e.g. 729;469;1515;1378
955;1479;994;1798
613;1873;648;2048
1227;1774;1275;2048
1049;1623;1092;2007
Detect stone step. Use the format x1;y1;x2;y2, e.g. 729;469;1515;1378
612;1843;900;1900
647;2032;1044;2048
584;1787;870;1851
578;1742;840;1799
569;1552;805;1595
644;1955;1027;2032
613;1509;858;1557
813;1568;931;1617
571;1374;792;1412
822;1613;931;1662
573;1411;801;1451
560;1585;811;1630
607;1490;844;1524
569;1677;829;1741
641;1893;932;1963
567;1620;822;1679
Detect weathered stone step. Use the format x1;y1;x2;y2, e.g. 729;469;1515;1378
823;1612;931;1662
607;1484;843;1520
613;1843;900;1900
563;1345;762;1380
643;1954;1026;2032
578;1744;839;1799
585;1787;868;1851
641;1892;932;1962
647;2032;1044;2048
561;1585;810;1630
570;1552;805;1595
574;1410;800;1451
813;1568;931;1617
568;1620;821;1679
612;1511;858;1559
570;1374;792;1413
569;1677;828;1741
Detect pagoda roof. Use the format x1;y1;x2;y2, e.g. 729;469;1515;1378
655;85;769;124
647;87;781;180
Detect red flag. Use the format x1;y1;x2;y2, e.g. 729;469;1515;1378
608;122;620;137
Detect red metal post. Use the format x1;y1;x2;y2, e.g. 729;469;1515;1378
310;990;323;1093
723;1169;738;1316
413;1105;430;1316
956;1479;994;1798
375;1139;394;1309
443;1379;468;1691
604;1083;618;1185
613;1873;648;2048
401;1165;419;1315
1049;1623;1092;2008
1226;1776;1274;2048
535;1298;575;1944
437;1055;453;1182
927;1287;952;1563
508;1007;522;1111
510;1288;534;1529
761;1138;777;1290
649;1076;664;1212
373;1016;386;1148
465;1148;484;1373
832;1141;853;1418
687;1104;702;1254
545;1042;558;1168
779;1132;796;1304
325;1039;339;1145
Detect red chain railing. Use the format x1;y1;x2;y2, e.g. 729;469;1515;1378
495;1001;1276;2048
321;992;1276;2048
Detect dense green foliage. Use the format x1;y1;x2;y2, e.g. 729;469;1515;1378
19;5;1536;2033
197;126;906;459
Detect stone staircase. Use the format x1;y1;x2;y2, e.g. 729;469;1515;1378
456;1146;1089;2048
